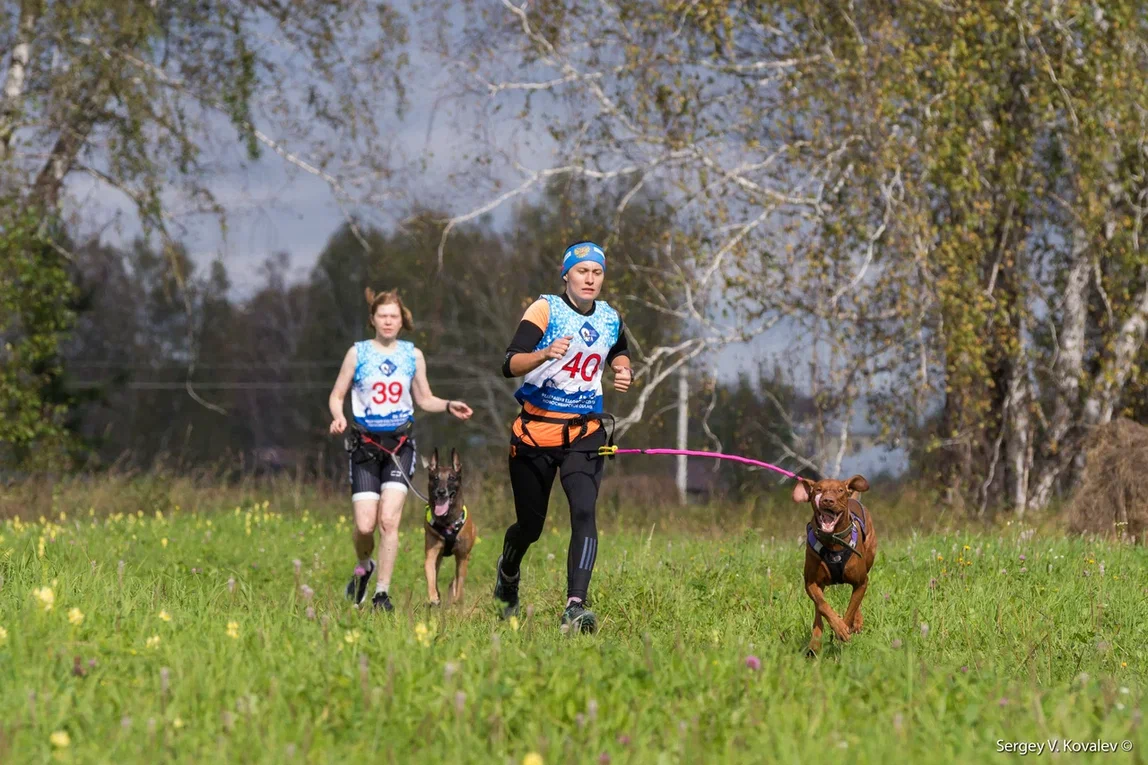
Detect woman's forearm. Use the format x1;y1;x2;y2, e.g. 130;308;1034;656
508;350;548;377
417;396;453;414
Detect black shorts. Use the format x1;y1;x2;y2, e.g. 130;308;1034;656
348;437;417;500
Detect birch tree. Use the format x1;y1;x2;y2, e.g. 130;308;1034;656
433;0;1148;510
0;0;410;459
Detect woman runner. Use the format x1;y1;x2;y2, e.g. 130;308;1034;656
493;241;632;633
328;288;473;611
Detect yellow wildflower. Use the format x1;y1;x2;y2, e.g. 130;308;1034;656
146;635;161;649
50;731;71;748
414;622;431;647
0;626;8;645
509;616;520;632
344;629;362;645
158;610;172;623
173;717;185;729
68;607;85;626
161;538;168;548
33;586;55;611
522;753;544;765
226;621;240;639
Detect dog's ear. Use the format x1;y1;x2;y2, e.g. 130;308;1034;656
847;475;870;494
451;448;462;473
364;287;376;305
792;478;814;503
428;449;439;471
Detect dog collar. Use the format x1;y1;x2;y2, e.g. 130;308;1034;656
425;505;468;536
813;518;859;554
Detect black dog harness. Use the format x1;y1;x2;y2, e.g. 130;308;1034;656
425;505;468;557
807;499;868;585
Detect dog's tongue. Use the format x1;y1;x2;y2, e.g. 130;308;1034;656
433;500;450;517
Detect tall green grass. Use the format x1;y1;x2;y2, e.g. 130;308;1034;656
0;483;1143;763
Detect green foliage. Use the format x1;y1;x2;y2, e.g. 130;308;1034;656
0;206;77;467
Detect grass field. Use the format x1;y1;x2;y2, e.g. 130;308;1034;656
0;487;1145;763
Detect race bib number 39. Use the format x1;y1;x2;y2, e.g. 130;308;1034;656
372;381;404;404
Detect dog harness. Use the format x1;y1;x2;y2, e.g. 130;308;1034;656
807;499;868;585
425;505;468;557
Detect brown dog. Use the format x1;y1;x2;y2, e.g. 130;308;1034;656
792;474;877;656
422;448;477;606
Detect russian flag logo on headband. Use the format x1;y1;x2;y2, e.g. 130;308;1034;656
562;241;606;275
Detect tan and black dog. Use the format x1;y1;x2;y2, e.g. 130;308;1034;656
422;448;477;606
792;475;877;656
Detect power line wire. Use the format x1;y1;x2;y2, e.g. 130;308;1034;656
67;379;477;390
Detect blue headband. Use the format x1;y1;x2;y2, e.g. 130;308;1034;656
561;242;606;277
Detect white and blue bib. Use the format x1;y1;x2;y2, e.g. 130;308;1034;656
351;340;417;431
514;295;621;414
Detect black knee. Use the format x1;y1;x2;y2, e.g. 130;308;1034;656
506;519;544;548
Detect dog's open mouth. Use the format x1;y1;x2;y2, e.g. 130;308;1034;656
816;506;842;533
433;500;450;517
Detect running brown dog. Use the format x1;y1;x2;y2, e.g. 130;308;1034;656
792;475;877;656
422;448;477;606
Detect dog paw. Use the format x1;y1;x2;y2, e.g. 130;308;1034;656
427;600;441;608
805;644;820;659
832;625;852;642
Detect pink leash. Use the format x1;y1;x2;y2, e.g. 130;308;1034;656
599;445;803;481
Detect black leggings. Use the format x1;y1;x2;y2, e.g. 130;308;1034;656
500;429;606;601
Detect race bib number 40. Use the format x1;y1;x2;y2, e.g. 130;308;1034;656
559;352;602;381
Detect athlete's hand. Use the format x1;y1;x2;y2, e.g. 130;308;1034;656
329;416;348;435
613;365;632;393
447;400;474;420
543;335;574;360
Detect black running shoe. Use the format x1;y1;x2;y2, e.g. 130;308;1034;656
493;555;520;620
371;591;394;612
345;560;375;606
560;601;597;634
